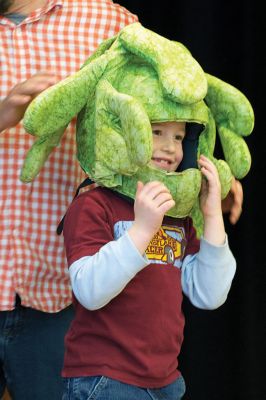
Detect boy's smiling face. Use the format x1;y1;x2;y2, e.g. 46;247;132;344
150;121;186;172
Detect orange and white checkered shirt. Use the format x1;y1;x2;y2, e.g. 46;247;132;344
0;0;138;312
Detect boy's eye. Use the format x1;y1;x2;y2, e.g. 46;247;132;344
175;135;184;141
152;130;162;136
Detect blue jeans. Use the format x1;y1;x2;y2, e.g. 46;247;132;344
0;298;74;400
62;375;186;400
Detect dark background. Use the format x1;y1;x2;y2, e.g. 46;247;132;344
118;1;265;399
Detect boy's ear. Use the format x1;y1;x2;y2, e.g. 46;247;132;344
119;22;207;104
205;73;254;178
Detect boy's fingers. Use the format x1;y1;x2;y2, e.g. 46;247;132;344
142;181;170;197
159;199;175;214
136;181;144;195
153;192;173;207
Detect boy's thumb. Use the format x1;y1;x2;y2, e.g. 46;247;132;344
136;181;144;195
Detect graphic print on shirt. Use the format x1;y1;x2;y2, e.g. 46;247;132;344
146;225;186;267
114;221;186;268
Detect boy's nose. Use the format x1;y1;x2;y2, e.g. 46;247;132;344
162;138;175;152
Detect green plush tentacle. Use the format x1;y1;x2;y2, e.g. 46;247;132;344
21;48;119;182
97;80;152;168
198;110;216;155
118;166;202;218
23;52;111;137
81;35;117;68
218;126;251;178
20;126;66;182
77;79;152;183
119;22;207;104
95;79;152;177
190;200;204;239
205;73;254;178
213;158;232;199
205;73;254;135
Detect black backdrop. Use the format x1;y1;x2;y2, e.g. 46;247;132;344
118;2;266;399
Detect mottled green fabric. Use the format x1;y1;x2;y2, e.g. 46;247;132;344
20;22;254;235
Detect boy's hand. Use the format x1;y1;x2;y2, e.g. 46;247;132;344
198;155;222;218
128;181;175;254
198;155;226;245
0;72;57;133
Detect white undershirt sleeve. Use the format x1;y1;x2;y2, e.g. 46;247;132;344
69;231;150;310
181;235;236;309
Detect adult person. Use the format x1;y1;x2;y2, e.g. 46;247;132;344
0;1;138;399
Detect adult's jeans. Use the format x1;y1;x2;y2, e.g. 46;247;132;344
62;375;186;400
0;297;74;400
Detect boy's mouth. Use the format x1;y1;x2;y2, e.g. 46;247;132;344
151;157;173;171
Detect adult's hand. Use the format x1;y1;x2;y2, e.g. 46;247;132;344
222;177;243;224
0;72;57;133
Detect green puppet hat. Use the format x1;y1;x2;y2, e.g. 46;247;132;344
21;22;254;235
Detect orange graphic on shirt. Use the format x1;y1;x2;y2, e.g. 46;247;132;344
145;225;186;265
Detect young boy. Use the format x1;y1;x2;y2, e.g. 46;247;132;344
62;120;236;400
